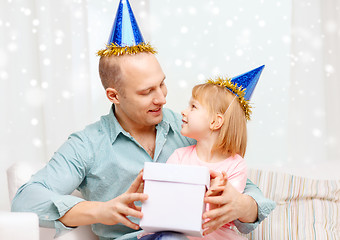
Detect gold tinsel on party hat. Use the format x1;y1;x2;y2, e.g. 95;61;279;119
207;77;252;121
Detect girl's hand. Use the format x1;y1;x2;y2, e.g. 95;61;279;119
206;170;228;197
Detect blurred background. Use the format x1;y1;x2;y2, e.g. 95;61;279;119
0;0;339;211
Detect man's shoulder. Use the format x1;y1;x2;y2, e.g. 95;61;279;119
70;113;110;143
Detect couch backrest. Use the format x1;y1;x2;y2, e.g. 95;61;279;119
244;168;340;240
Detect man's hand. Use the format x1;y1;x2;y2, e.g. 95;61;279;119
202;171;258;236
96;170;147;229
59;170;148;230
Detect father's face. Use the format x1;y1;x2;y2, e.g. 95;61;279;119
117;53;167;127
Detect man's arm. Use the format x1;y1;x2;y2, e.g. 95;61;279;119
203;178;276;235
59;171;147;230
11;132;93;234
11;132;147;236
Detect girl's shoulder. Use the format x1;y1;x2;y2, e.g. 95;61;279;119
173;144;196;155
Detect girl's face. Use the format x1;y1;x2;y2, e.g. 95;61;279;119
181;98;212;140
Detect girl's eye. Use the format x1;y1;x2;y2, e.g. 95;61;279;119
192;104;196;109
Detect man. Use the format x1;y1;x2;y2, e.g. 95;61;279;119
12;1;275;239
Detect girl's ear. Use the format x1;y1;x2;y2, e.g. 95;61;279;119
106;88;120;104
210;113;224;130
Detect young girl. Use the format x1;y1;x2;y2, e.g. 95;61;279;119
166;77;252;240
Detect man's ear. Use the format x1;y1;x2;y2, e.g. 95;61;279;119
106;88;120;104
210;113;224;130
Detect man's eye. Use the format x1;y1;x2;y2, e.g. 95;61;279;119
142;90;151;95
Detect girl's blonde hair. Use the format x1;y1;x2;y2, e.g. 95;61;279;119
192;83;247;158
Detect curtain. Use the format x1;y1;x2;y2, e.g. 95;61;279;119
289;0;340;163
0;0;106;210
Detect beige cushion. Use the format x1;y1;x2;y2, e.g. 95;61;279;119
244;168;340;239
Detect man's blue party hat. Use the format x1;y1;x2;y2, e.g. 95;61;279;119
97;0;156;57
207;65;265;120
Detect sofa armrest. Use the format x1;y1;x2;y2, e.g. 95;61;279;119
7;162;99;240
0;212;39;240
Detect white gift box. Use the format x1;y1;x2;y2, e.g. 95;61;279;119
140;162;210;237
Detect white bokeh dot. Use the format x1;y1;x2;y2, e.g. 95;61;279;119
184;61;192;68
188;7;196;15
259;20;266;27
8;43;17;51
211;7;219;15
180;26;188;34
39;44;47;51
178;80;187;88
325;64;334;74
62;90;71;99
43;58;51;66
32;19;40;26
30;79;37;86
55;38;63;45
325;20;337;33
1;71;9;80
282;35;290;44
26;89;45;107
41;82;48;89
74;10;83;19
23;8;31;16
312;128;322;138
31;118;39;126
236;49;243;56
175;59;182;66
33;138;42;147
197;74;205;81
225;20;233;27
212;67;220;75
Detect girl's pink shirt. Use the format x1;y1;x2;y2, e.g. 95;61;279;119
166;145;247;193
166;145;248;240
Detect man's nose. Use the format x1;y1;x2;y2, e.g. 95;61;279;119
154;88;166;105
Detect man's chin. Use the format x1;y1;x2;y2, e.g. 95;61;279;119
147;112;163;126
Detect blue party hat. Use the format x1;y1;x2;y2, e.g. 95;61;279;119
231;65;264;101
97;0;156;57
207;65;265;120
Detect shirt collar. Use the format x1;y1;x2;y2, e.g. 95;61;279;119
104;104;174;144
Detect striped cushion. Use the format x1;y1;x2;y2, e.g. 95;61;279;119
243;168;340;239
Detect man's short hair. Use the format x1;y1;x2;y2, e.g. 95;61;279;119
98;56;124;93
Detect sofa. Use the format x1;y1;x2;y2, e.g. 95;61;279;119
4;162;340;240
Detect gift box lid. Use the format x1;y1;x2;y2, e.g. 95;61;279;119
143;162;210;188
